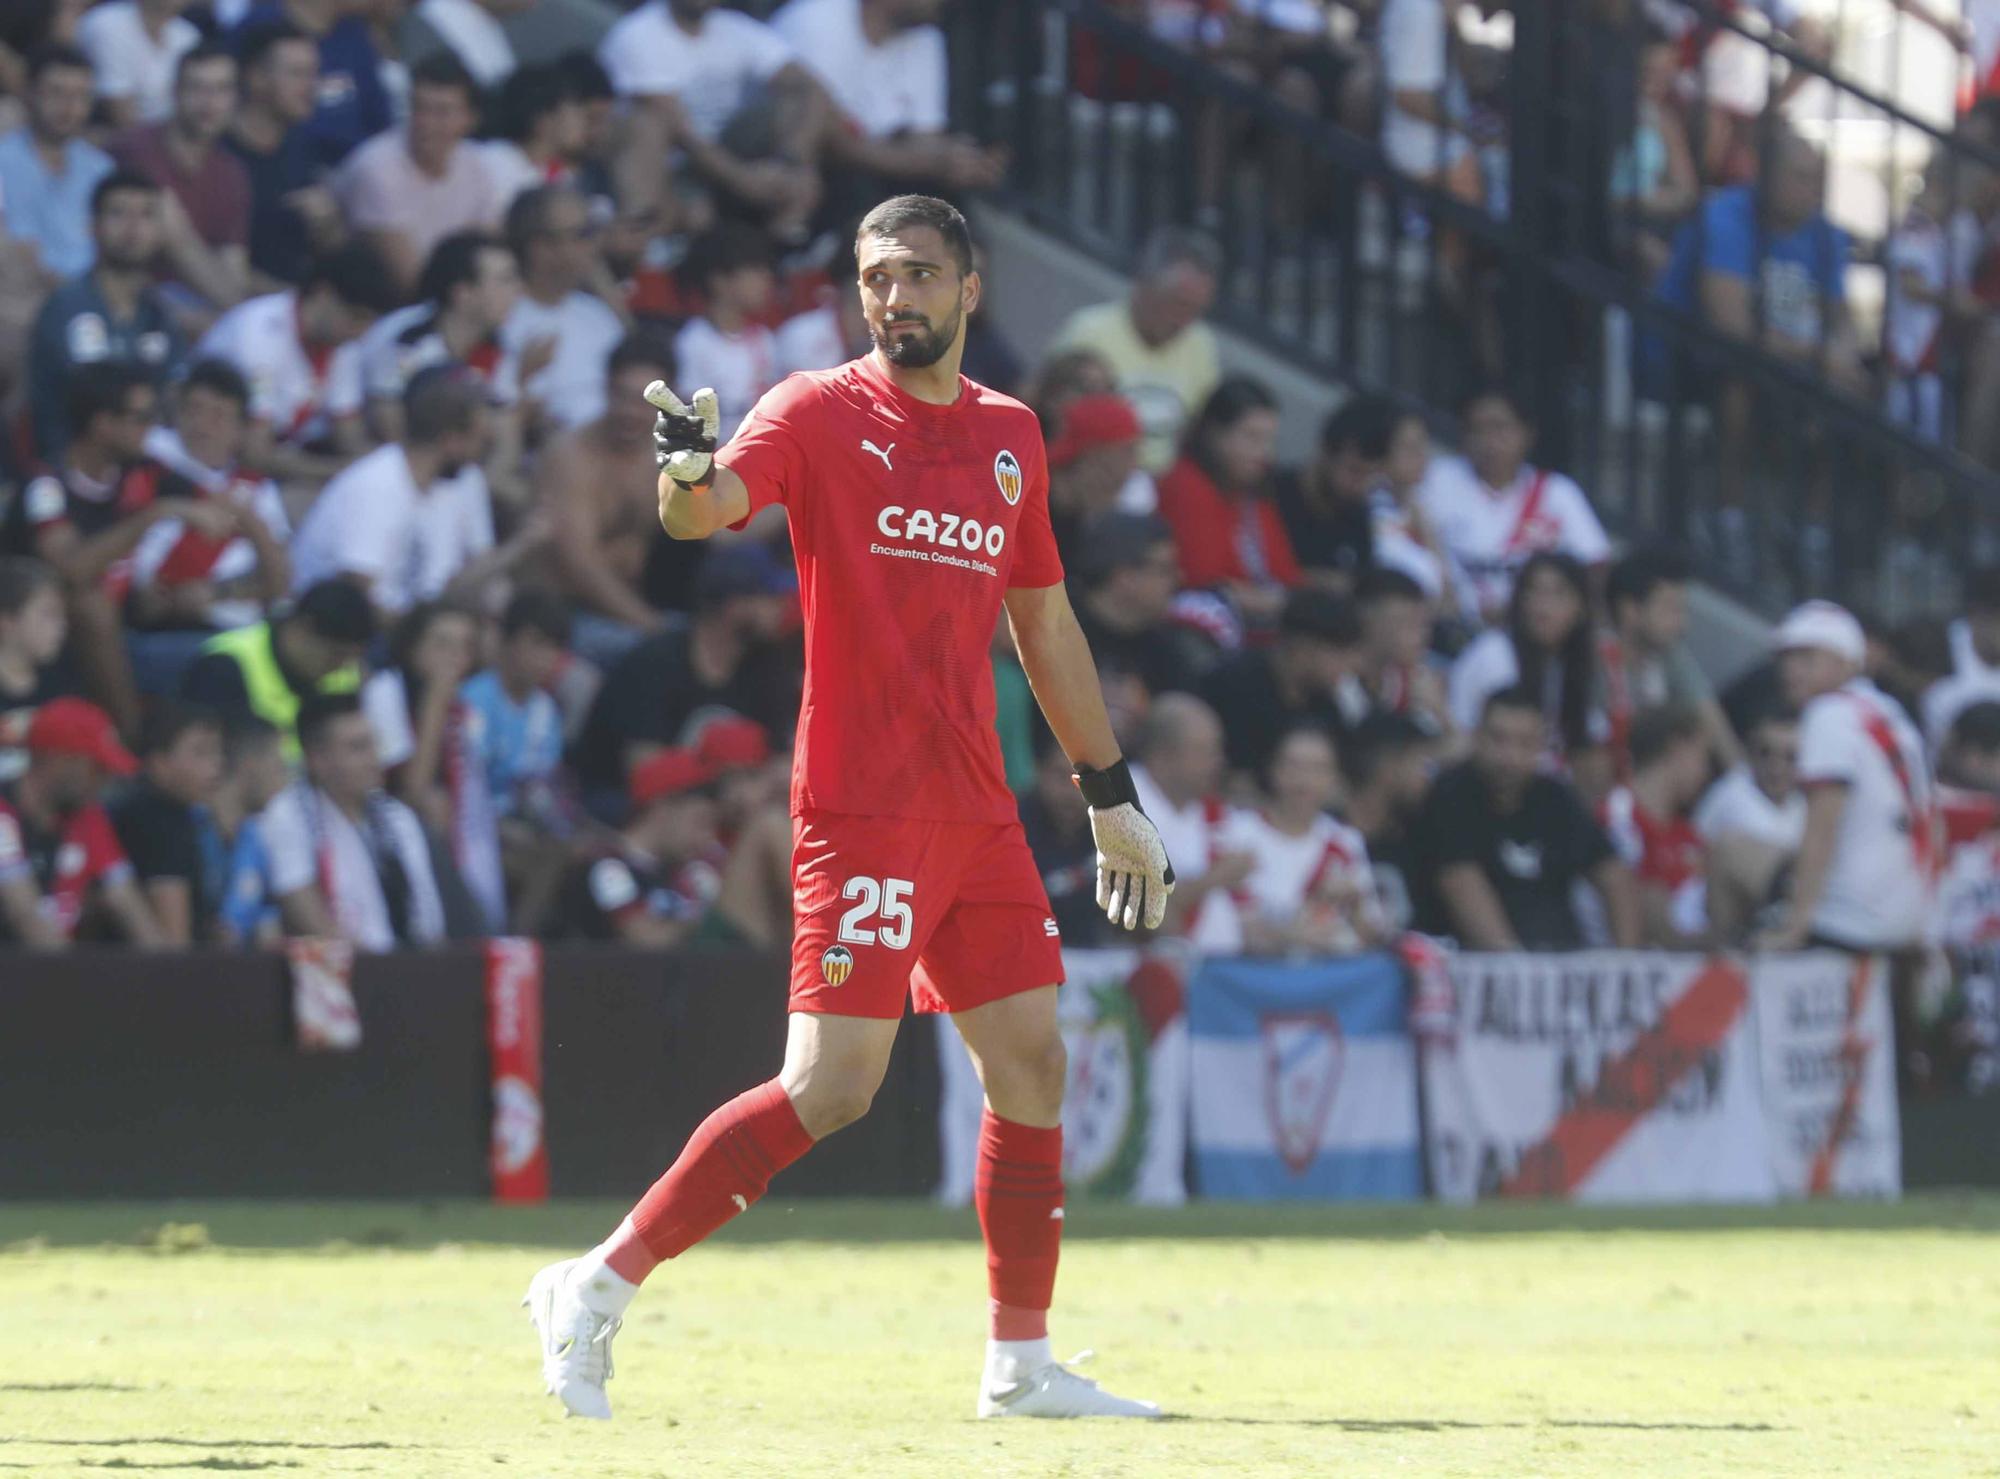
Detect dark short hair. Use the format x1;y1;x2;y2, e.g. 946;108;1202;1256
65;361;153;439
1948;700;2000;754
402;365;487;444
1135;224;1221;281
181;357;251;411
1186;375;1279;460
1744;701;1799;736
293;578;376;647
297;691;365;752
495;61;574;144
27;41;91;84
504;182;584;259
388;600;480;673
1460;382;1530;424
410;50;479;104
1267;721;1337;779
91;167;159;220
606;330;674;383
1319;394;1397;460
306;243;401;316
174;39;235;87
1627;703;1705;771
857;193;974;277
0;556;57;618
684;221;774;294
1341;712;1432;788
1607;546;1692;617
1279;587;1361;647
1355;566;1426;607
1076;511;1173;589
139;699;222;759
502;588;572;644
237;21;312;75
1480;685;1545;725
418;229;506;309
223;712;282;763
554;48;612;102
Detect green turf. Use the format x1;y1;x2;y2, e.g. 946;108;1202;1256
2;1197;1996;1477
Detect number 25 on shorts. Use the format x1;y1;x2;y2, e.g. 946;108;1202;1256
838;876;914;949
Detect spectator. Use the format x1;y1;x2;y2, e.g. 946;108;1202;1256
501;185;626;432
0;696;164;947
259;690;446;950
1275;392;1397;589
213;713;291;946
196;242;392;483
540;332;677;664
234;0;395;170
570;541;799;808
364;599;505;931
1018;731;1109;948
289;368;509;618
480;62;586;206
1419;385;1609;623
1353;566;1452;738
675;221;780;441
695;712;792;947
772;0;1006;204
461;588;569;820
1371;407;1465;615
1600;547;1738;773
109;699;226;943
0;43;115;285
1606;28;1697;281
1226;725;1385;956
135;357;293;634
1339;711;1438;935
1070;512;1218;706
1050;226;1222;473
109;41;253;310
332;52;503;296
27;169;185;463
958;240;1025;399
182;576;373;755
1379;0;1483;204
1411;686;1639;950
1046;393;1149;562
225;22;339;288
0;558;75;785
552;743;723;943
1450;552;1607;773
1924;564;2000;747
1130;691;1248;952
1757;602;1936;956
77;0;200;128
1157;375;1300;626
1695;704;1805;852
1599;703;1711;948
1883;149;1995;449
775;252;871;375
401;0;524;90
1202;586;1359;782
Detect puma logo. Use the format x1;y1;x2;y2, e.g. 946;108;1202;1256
861;439;895;471
731;1194;748;1212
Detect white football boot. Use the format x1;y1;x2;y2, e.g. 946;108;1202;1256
977;1351;1163;1420
523;1258;621;1419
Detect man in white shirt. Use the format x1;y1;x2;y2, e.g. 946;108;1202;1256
79;0;201;128
1129;692;1248;953
405;0;521;90
500;184;626;430
196;243;392;484
289;369;493;617
1760;602;1936;954
1926;565;2000;748
1419;386;1609;621
261;690;446;951
1695;706;1806;852
673;221;779;441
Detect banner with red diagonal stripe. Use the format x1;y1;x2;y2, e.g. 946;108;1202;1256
1753;952;1901;1199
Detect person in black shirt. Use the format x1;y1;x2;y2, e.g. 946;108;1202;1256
0;556;78;785
110;700;226;944
224;23;337;285
1200;585;1361;783
1340;711;1439;936
1274;392;1397;589
1410;686;1638;950
554;744;723;945
1070;511;1219;704
571;541;799;814
1018;734;1110;948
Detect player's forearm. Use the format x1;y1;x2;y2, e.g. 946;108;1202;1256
659;464;750;541
1006;587;1122;771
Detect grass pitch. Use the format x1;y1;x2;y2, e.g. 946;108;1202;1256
1;1197;1996;1478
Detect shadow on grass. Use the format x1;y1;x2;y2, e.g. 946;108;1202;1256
0;1195;1995;1253
1166;1415;1783;1434
0;1380;146;1393
16;1440;408;1452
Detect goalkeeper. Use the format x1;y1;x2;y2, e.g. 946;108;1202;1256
525;195;1174;1422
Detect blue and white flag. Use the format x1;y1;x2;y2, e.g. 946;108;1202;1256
1189;955;1422;1200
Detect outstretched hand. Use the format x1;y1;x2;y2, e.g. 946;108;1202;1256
644;381;721;489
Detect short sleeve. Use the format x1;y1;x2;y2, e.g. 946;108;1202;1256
335;149;400;233
720;373;818;521
1549;475;1610;564
1007;438;1064;589
78;10;139;99
113;797;194;882
1798;698;1861;787
1700;193;1757;281
1415;772;1482;868
259;790;318;895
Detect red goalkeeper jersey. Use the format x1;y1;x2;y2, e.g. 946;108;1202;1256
722;353;1064;824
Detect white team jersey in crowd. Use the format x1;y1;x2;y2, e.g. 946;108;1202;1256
1692;766;1806;851
1923;669;2000;752
1221;808;1380;951
1949;618;2000;681
597;2;794;139
500;291;624;430
1132;763;1244;954
359;303;521;409
1797;678;1937;950
675;316;778;442
1448;626;1519;735
259;783;445;951
290;443;495;614
134;426;291;629
1417;455;1610;617
773;304;851;376
77;0;199;123
771;0;947;140
1883;206;1982;375
198;292;366;448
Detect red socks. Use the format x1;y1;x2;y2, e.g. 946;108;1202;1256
608;1078;815;1280
974;1110;1065;1342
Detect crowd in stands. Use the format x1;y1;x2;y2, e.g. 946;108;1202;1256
1;0;1998;995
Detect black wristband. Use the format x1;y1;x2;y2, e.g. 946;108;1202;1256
1073;757;1140;811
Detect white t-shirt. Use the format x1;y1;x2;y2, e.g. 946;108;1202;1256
1948;617;2000;682
1417;455;1610;618
1221;808;1379;951
1797;678;1937;949
78;1;200;124
771;0;947;140
1923;670;2000;752
500;290;625;430
134;426;291;629
478;140;547;208
1883;206;1982;375
416;0;517;87
1693;766;1806;851
359;302;521;408
1132;763;1244;953
259;782;445;951
197;292;367;448
1380;0;1468;178
290;443;495;614
774;303;850;376
597;2;794;140
1448;626;1518;735
674;316;778;442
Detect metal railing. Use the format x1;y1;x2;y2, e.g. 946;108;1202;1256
949;0;2000;620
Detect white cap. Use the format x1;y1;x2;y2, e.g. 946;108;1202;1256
1774;600;1866;664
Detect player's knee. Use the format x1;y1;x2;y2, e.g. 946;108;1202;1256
993;1033;1067;1120
784;1072;878;1138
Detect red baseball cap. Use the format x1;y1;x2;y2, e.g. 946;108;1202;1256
629;746;715;809
695;716;771;772
1048;393;1142;467
27;698;137;777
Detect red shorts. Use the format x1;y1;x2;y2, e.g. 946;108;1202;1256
789;809;1065;1019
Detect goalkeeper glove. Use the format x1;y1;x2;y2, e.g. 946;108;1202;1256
1075;758;1176;932
644;381;721;490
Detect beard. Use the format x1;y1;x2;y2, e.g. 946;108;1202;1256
871;305;962;369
